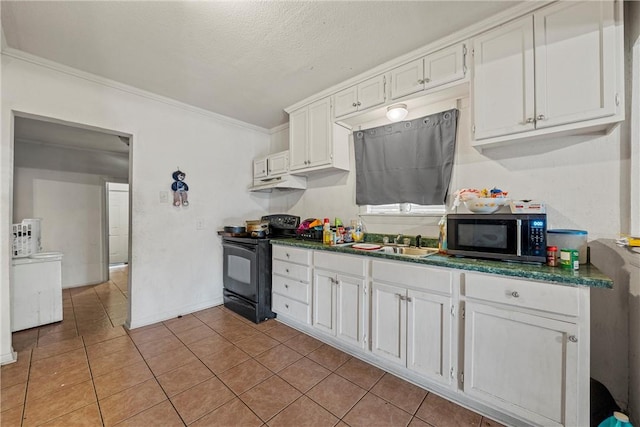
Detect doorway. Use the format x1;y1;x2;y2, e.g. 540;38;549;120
11;113;132;331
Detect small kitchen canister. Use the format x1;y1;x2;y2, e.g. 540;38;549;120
547;229;588;264
560;249;580;270
546;246;558;267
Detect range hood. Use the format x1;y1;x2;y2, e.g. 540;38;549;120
248;174;307;192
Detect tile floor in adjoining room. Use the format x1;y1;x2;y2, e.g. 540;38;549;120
1;265;504;427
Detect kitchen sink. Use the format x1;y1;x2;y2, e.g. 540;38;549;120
379;246;439;257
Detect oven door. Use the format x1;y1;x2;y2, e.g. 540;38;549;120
222;240;258;302
447;217;519;258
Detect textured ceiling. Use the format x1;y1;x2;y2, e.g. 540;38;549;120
2;1;518;129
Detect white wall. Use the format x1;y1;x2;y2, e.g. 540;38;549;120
1;53;271;363
14;167;107;288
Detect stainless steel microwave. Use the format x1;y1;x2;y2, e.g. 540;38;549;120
447;213;547;263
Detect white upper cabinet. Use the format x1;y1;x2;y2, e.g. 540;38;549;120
333;75;386;119
534;0;616;129
267;151;289;177
472;16;535;140
253;157;268;180
390;43;467;100
472;0;620;143
289;97;350;174
252;151;289;181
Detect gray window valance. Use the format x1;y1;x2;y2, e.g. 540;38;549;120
354;108;458;206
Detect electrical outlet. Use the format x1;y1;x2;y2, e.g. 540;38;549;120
159;191;169;203
196;218;205;230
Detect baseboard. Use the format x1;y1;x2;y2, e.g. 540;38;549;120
1;348;17;365
127;297;224;330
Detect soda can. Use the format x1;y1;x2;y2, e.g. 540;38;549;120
560;249;579;270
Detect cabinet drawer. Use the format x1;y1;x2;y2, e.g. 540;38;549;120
273;260;311;283
464;273;579;316
314;251;367;277
272;294;311;324
372;260;452;294
272;275;310;304
273;245;311;265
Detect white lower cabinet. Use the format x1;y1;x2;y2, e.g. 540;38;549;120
371;260;454;387
462;272;588;427
271;246;312;324
271;246;591;427
312;252;367;349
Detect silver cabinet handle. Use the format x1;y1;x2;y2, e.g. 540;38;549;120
511;291;520;298
526;118;534;123
424;78;431;83
357;101;361;106
418;79;425;84
352;102;357;107
536;114;546;121
329;277;335;284
395;293;403;299
406;296;412;302
568;335;578;343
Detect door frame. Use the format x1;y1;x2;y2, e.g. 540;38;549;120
103;180;130;274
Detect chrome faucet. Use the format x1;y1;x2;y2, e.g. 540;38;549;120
394;234;402;245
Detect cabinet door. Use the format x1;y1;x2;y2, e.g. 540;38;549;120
424;44;466;91
357;75;386;111
534;0;616;129
407;289;453;387
307;98;332;168
313;270;335;334
289;107;308;171
464;302;579;427
472;15;535;140
336;275;364;348
390;58;424;100
253;158;268;179
334;85;359;119
371;282;406;365
268;151;289;176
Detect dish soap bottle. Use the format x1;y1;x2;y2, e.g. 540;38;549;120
322;218;332;245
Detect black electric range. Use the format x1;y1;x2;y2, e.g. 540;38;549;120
221;214;300;323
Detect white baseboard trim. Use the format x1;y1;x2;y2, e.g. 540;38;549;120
127;297;224;330
1;348;17;365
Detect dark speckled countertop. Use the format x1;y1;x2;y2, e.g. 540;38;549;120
271;238;613;289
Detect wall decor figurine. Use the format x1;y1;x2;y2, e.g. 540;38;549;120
171;169;189;206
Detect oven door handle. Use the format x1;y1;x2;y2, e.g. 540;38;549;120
516;219;522;257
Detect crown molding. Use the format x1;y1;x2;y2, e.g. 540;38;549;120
285;1;554;113
269;122;289;134
1;47;270;135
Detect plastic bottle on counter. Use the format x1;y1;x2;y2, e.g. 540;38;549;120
438;215;447;253
322;218;332;245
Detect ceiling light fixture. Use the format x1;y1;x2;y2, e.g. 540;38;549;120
386;104;409;122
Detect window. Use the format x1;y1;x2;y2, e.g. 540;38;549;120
364;203;445;216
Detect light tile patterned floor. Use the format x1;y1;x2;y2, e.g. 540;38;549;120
1;265;506;427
